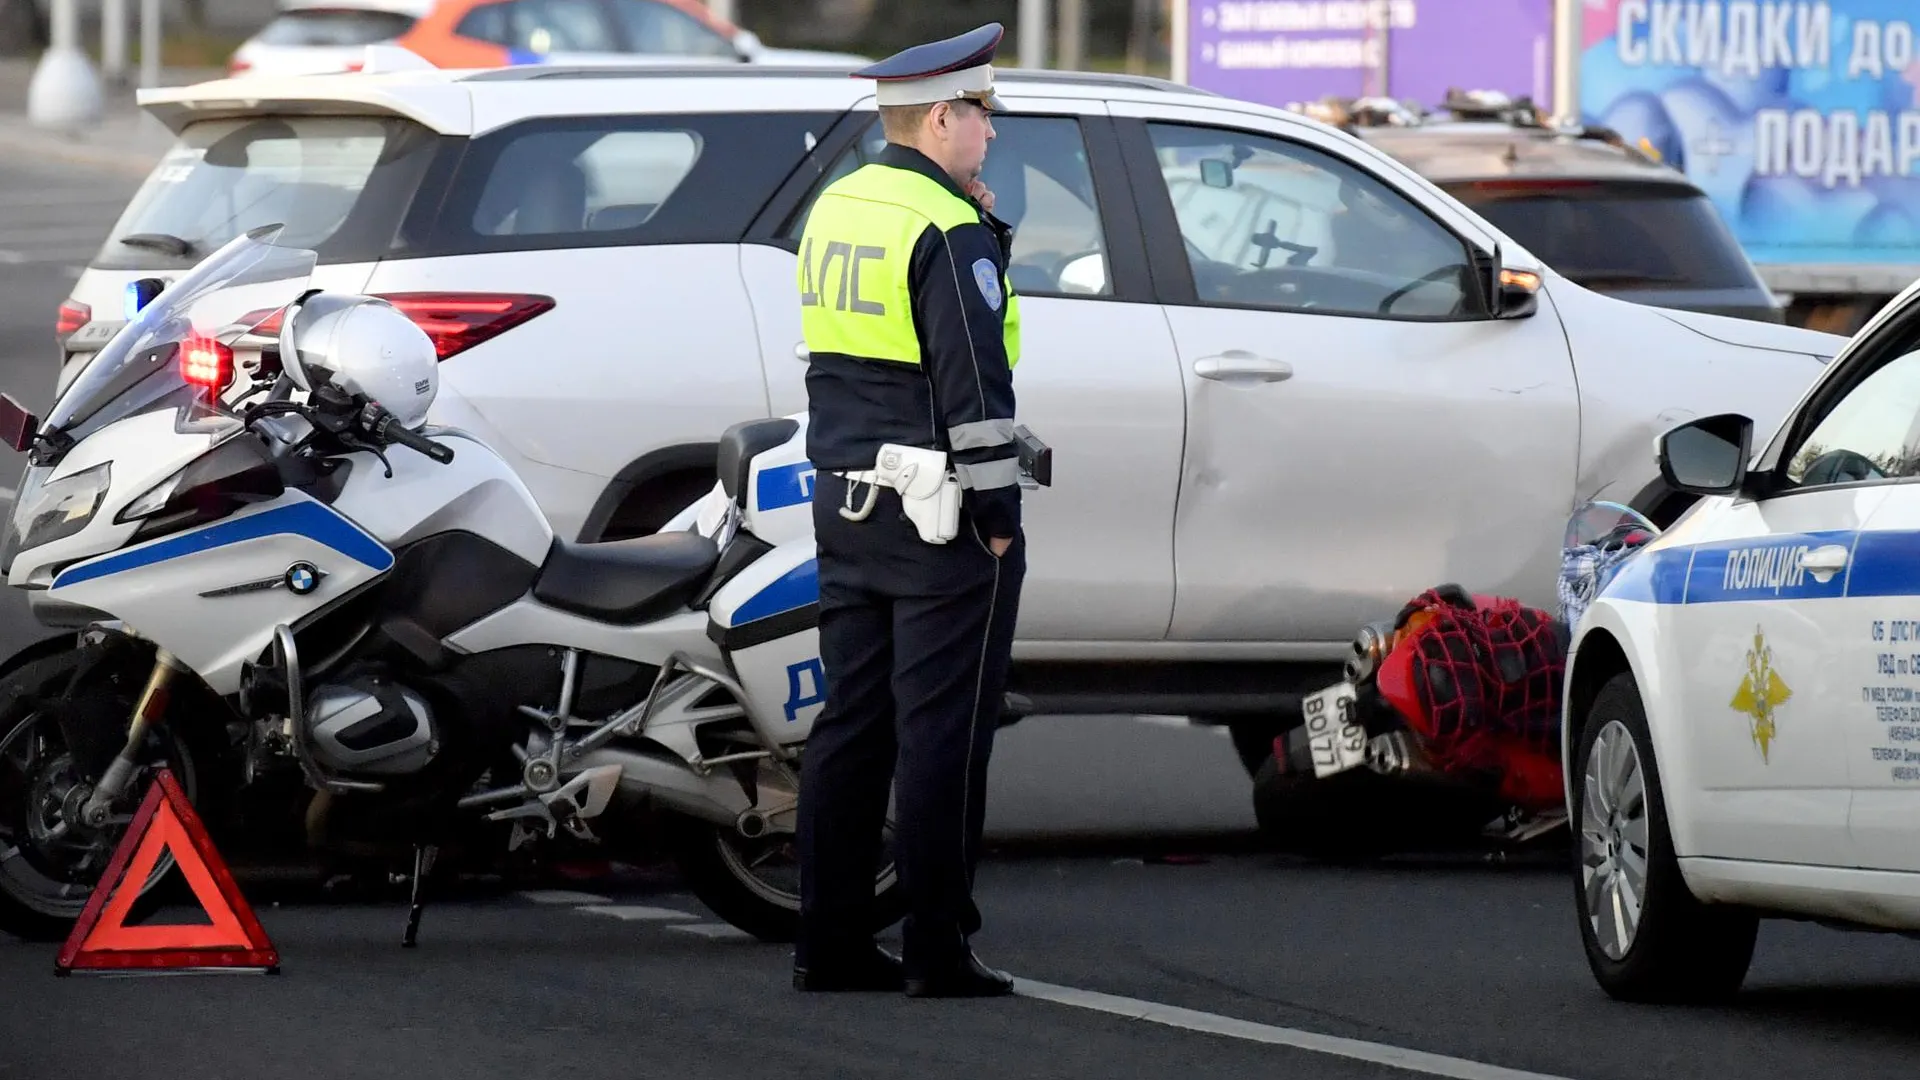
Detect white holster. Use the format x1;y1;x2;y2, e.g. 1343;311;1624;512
837;443;962;544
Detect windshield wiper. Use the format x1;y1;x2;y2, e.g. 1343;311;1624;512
118;233;197;258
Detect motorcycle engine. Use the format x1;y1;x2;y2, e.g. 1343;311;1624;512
304;673;439;776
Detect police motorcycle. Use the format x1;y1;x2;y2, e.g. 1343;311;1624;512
1251;500;1660;859
0;225;1052;944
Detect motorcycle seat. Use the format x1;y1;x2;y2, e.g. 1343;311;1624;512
534;531;720;625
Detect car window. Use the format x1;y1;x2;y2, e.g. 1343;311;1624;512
1781;346;1920;491
473;128;701;236
433;111;839;253
1446;180;1762;293
254;8;416;45
455;1;511;42
509;0;617;53
1144;122;1479;320
607;0;737;56
96;114;443;271
785;115;1114;297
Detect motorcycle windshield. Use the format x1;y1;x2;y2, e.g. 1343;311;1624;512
44;224;318;445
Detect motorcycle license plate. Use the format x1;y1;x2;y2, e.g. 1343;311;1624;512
1301;681;1369;779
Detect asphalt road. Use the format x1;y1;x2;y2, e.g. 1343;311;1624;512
1;159;1919;1080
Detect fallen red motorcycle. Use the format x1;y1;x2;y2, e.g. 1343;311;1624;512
1251;503;1658;858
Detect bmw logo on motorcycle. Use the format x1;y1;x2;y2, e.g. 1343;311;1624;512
284;562;325;595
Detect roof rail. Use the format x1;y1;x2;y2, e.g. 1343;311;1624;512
460;61;1218;96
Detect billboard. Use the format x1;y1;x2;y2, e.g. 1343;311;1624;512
1175;0;1559;112
1580;0;1920;269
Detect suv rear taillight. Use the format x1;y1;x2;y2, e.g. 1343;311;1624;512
56;299;90;340
374;293;556;361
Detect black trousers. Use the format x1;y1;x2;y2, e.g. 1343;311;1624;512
795;470;1024;975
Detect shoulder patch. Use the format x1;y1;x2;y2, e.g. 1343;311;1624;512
971;257;1003;311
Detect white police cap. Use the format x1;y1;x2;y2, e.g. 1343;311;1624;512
852;23;1007;112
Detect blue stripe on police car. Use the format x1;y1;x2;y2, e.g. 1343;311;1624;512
1598;528;1920;606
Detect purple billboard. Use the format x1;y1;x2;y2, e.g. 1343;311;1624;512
1175;0;1559;112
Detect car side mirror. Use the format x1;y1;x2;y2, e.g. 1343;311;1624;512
1658;413;1754;496
1485;241;1540;319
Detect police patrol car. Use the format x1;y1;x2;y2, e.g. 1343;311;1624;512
54;50;1846;783
1565;277;1920;1003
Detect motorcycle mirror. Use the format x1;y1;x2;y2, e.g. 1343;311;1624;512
0;392;38;453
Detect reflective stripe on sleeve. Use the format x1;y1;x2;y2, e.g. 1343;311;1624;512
954;457;1020;490
948;418;1015;450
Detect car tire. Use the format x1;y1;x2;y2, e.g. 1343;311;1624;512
1572;671;1758;1003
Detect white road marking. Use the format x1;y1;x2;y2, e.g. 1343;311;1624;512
0;487;15;502
578;904;701;922
665;923;752;940
1011;979;1577;1080
0;249;23;264
516;889;613;905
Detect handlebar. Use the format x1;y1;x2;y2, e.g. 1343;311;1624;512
358;403;454;464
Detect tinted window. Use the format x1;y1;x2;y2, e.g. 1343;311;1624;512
1782;345;1920;490
455;1;510;42
507;0;618;53
786;115;1115;297
608;0;737;56
1447;181;1762;292
473;129;701;235
1145;122;1479;319
435;112;839;253
255;8;416;45
97;114;445;271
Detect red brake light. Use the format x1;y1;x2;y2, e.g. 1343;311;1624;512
56;299;90;338
375;292;555;361
182;333;234;391
235;306;285;337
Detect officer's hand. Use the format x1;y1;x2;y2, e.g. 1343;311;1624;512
967;179;995;213
990;536;1012;557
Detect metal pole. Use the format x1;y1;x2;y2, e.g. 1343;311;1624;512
140;0;161;89
1169;0;1187;84
1018;0;1048;69
103;0;127;83
1552;0;1581;123
1057;0;1084;71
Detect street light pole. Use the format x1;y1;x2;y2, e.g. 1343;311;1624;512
1552;0;1581;123
1018;0;1048;69
26;0;104;131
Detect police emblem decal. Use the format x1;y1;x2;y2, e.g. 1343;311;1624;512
971;257;1002;311
1730;625;1790;763
284;562;325;596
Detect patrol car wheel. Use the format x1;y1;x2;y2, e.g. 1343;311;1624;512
662;811;904;943
1572;672;1758;1003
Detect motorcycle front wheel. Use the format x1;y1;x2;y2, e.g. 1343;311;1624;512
662;811;904;943
0;643;222;942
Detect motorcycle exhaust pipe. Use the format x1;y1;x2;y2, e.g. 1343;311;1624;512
573;745;755;830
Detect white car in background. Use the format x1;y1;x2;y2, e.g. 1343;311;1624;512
1564;276;1920;1003
50;62;1847;791
226;0;433;77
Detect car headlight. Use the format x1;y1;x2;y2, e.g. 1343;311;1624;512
11;462;111;554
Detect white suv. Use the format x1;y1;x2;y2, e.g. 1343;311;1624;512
54;60;1848;775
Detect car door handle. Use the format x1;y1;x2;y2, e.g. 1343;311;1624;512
1798;545;1849;573
1194;351;1292;382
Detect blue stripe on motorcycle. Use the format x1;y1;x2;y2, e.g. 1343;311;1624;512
730;558;818;624
754;461;816;512
51;499;394;590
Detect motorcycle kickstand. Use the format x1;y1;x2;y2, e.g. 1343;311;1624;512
403;843;438;949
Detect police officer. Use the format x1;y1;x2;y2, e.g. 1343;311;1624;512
791;22;1026;999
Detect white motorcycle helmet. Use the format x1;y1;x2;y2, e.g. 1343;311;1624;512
277;293;439;428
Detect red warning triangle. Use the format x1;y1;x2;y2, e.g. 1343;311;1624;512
56;767;278;975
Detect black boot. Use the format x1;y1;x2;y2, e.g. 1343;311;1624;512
793;944;905;992
904;949;1014;999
